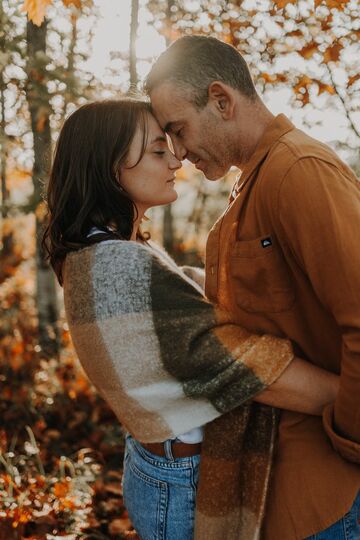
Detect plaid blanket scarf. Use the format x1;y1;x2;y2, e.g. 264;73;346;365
63;239;293;539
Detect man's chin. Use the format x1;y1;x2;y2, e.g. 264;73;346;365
199;164;228;181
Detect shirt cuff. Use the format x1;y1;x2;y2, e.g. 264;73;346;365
323;403;360;464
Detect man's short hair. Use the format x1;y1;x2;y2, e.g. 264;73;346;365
145;35;257;108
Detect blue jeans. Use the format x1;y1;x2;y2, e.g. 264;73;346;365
305;491;360;540
122;434;200;540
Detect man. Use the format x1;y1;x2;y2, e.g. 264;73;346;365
145;36;360;540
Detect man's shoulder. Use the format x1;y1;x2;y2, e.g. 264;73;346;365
268;127;339;171
259;127;352;198
280;127;340;163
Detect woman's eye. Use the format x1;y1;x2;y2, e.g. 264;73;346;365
154;151;165;156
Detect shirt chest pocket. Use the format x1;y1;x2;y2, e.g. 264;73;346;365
228;235;295;313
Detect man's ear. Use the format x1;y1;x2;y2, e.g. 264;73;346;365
208;82;235;120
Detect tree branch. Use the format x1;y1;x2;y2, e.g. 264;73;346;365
326;63;360;140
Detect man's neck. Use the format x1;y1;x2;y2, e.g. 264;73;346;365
234;99;275;169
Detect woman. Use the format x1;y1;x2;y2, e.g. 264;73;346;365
43;99;338;540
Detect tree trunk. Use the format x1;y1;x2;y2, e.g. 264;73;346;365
128;0;139;94
162;0;176;255
0;71;13;257
62;12;78;121
26;20;59;357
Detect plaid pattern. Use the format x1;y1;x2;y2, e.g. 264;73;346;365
63;240;293;539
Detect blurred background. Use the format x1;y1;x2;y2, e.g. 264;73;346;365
0;0;359;538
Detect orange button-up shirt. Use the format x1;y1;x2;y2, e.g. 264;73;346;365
205;114;360;539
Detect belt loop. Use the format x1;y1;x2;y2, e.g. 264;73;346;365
164;439;175;461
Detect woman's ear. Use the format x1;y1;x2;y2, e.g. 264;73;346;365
115;169;125;191
208;82;235;120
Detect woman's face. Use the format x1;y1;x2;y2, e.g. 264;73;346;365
119;113;181;213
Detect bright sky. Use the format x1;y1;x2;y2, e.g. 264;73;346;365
86;0;165;82
84;0;357;158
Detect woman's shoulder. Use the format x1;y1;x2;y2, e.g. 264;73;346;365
65;239;154;271
63;239;180;292
63;240;159;323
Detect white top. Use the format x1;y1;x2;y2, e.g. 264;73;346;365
87;227;204;444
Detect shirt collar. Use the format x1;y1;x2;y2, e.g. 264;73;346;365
235;114;295;193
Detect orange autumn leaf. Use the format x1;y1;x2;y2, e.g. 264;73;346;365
60;497;77;510
298;87;310;106
286;29;303;37
325;0;349;9
348;73;360;87
273;0;297;8
11;342;25;355
9;506;32;527
299;42;319;59
261;72;276;83
21;0;52;26
314;0;347;6
62;0;81;6
293;75;312;94
22;0;85;25
35;474;46;488
324;42;343;63
317;82;336;95
53;479;71;498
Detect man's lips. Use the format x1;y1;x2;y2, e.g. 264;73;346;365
194;159;204;170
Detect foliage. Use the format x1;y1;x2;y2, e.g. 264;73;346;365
21;0;83;26
0;216;139;538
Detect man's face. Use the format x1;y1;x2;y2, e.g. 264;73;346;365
150;82;234;180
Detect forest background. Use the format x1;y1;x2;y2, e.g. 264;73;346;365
0;0;359;538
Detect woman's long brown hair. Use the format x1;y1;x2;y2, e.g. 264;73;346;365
42;99;151;285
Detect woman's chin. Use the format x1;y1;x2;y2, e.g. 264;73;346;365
162;190;178;205
146;191;178;210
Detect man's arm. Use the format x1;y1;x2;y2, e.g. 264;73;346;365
255;357;339;415
276;157;360;462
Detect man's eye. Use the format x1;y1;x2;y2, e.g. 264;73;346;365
175;128;183;138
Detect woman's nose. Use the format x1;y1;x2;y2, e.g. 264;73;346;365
170;154;182;170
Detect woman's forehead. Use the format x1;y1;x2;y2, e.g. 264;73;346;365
146;112;166;139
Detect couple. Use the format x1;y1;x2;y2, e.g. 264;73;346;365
43;36;360;540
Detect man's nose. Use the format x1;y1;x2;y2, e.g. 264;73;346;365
172;138;187;161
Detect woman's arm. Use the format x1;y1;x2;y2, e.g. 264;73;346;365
255;357;339;415
180;264;339;415
65;241;338;444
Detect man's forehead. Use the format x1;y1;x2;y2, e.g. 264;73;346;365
150;82;191;123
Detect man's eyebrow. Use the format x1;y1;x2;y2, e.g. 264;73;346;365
164;121;179;133
150;135;167;144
